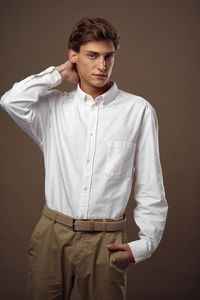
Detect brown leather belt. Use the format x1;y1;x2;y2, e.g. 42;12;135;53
42;204;127;232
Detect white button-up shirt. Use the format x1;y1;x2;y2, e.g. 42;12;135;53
0;66;168;263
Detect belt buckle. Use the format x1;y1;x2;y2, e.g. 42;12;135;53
72;218;88;231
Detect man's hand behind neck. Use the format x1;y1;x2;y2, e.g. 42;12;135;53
55;60;80;84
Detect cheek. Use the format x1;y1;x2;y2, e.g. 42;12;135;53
76;63;85;76
107;61;114;73
77;62;89;72
77;62;93;76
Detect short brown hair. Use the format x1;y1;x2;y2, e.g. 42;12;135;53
68;16;120;52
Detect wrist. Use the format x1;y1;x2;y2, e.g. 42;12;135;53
55;61;79;84
55;65;65;81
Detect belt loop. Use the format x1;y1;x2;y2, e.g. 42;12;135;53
103;220;107;232
90;220;95;232
52;212;57;224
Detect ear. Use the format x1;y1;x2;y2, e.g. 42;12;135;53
68;49;78;63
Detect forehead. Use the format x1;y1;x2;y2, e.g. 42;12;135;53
80;40;115;54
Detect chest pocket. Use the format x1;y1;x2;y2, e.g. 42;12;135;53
104;140;136;179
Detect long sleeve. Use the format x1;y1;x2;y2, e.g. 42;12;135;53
0;66;62;149
128;102;168;264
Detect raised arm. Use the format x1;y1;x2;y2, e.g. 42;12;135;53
0;60;79;148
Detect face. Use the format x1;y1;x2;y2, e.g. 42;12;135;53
68;40;116;95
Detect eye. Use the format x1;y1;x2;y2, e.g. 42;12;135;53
88;54;96;59
105;54;113;60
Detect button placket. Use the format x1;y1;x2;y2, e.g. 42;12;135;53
79;104;99;219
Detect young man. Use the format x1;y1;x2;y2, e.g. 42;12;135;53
1;17;168;300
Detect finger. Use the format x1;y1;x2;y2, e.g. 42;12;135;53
107;243;127;251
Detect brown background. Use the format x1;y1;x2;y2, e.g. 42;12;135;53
0;0;199;299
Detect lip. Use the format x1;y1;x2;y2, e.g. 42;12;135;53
93;74;107;78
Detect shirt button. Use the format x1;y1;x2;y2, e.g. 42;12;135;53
84;186;88;191
86;159;90;163
90;132;93;136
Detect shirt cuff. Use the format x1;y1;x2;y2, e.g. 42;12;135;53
128;240;152;264
34;66;62;88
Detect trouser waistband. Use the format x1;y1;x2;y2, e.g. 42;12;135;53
42;204;127;232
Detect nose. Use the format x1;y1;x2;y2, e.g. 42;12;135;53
97;56;106;72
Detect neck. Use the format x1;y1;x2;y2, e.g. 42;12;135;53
80;81;113;100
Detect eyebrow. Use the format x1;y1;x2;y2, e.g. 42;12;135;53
85;50;115;55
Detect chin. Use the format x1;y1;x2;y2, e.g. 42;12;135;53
95;82;107;88
92;79;109;88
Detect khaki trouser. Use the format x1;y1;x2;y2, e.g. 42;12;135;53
28;208;129;300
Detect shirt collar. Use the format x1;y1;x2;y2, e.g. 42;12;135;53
76;81;118;106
